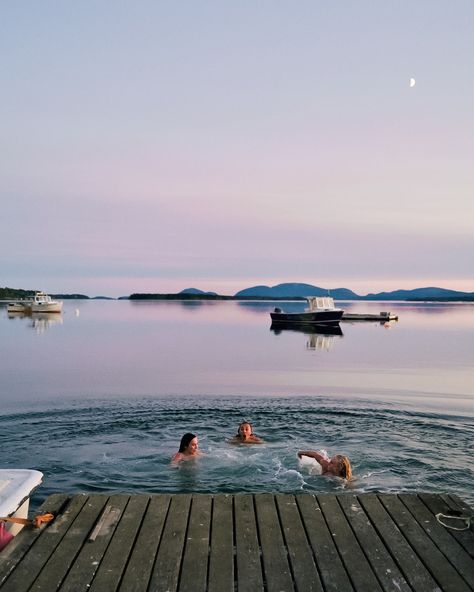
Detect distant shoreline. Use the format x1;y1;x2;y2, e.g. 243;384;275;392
127;294;474;302
2;286;474;303
4;296;473;303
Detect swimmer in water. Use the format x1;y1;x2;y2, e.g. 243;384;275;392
172;433;201;462
297;450;352;480
230;421;263;444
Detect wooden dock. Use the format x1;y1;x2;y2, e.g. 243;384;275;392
342;312;399;322
0;492;472;591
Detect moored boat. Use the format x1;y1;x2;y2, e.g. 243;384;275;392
6;292;62;314
6;301;31;313
30;292;63;313
270;296;344;326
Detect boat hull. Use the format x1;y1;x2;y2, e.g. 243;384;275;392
7;303;30;313
270;322;343;335
270;309;344;326
30;302;63;313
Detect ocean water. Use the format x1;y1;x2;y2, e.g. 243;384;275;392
0;300;473;508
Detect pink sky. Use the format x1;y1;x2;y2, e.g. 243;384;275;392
1;3;473;297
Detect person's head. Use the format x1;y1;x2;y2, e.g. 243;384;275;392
330;455;352;479
237;422;253;439
178;432;198;453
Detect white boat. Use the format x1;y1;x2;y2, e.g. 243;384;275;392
6;292;62;314
0;469;43;546
30;292;63;313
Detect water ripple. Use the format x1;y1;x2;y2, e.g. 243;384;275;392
1;395;472;509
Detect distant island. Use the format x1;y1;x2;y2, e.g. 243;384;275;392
128;284;474;301
0;287;107;300
2;284;473;302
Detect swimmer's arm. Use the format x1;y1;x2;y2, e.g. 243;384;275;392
171;452;183;463
297;450;329;469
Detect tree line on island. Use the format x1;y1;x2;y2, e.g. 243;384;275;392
2;284;473;302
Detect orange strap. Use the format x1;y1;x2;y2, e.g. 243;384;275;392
0;513;54;528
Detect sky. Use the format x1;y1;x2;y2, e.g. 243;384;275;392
1;1;473;297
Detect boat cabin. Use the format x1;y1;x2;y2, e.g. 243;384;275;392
306;297;336;311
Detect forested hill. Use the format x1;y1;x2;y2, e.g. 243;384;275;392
3;284;474;301
234;283;474;300
0;287;89;299
0;287;35;299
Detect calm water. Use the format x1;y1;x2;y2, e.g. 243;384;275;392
1;300;473;508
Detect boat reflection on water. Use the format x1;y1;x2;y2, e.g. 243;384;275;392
270;322;343;350
7;311;63;333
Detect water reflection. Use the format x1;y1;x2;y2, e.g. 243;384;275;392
1;300;473;409
7;311;63;333
270;322;343;350
128;299;222;312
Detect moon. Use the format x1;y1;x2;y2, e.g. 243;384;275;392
409;77;416;88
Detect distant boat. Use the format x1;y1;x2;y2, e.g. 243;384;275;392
30;292;63;313
6;292;63;314
270;297;344;326
6;301;30;313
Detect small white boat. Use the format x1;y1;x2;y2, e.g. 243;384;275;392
30;292;63;313
0;469;43;547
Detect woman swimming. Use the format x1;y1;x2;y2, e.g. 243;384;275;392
297;450;352;479
230;421;263;444
172;433;201;462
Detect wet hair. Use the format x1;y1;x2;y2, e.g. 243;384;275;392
237;421;253;437
178;433;196;453
334;455;352;480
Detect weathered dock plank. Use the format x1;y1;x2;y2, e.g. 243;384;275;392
379;494;471;592
358;493;442;591
30;493;112;592
0;492;472;592
255;494;293;592
399;493;474;589
88;495;149;592
342;312;398;321
179;495;212;592
419;492;474;559
337;494;410;592
59;494;129;592
118;494;171;592
234;494;264;592
275;494;322;591
319;494;383;591
207;494;233;592
148;494;191;592
296;494;353;592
